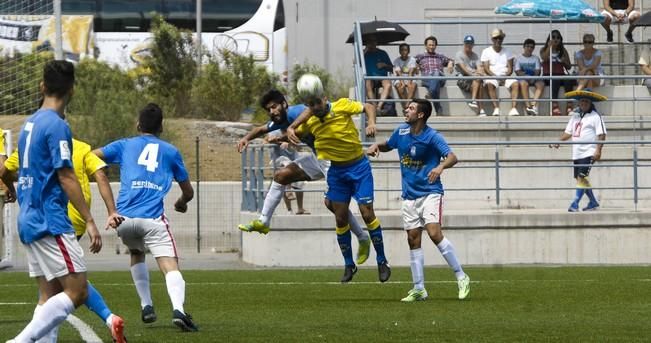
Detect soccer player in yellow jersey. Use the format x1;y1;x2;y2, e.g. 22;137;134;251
287;89;391;283
4;138;127;343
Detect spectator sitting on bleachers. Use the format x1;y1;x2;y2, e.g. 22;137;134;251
638;46;651;91
541;30;576;116
455;34;486;116
481;28;519;116
600;0;640;43
515;38;544;116
415;35;454;115
364;35;394;115
392;43;418;105
575;34;604;91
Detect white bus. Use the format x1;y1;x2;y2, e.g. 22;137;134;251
0;0;287;79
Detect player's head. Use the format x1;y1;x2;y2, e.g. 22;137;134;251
137;103;163;135
41;60;75;102
404;99;432;123
305;94;329;119
260;89;288;124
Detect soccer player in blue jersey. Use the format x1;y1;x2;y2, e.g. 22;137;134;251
93;103;198;332
286;89;391;284
1;60;109;343
237;90;372;264
367;99;470;301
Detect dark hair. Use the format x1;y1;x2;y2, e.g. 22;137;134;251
424;36;438;46
412;98;432;120
543;30;566;58
260;89;286;108
398;43;410;52
523;38;535;47
43;60;74;98
138;103;163;134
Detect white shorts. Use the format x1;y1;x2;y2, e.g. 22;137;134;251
602;9;640;23
117;215;178;258
26;232;87;281
293;152;330;181
401;193;443;230
485;78;517;89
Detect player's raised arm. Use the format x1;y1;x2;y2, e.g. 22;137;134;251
58;167;102;253
174;179;194;213
238;124;270;153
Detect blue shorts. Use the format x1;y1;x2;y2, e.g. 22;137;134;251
326;157;374;204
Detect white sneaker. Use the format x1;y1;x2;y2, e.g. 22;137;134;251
508;108;520;116
478;109;487;117
492;108;500;116
467;101;479;110
526;106;538;116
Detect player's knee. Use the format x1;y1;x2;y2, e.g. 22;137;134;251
273;170;292;185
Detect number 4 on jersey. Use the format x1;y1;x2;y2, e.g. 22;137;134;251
138;143;159;172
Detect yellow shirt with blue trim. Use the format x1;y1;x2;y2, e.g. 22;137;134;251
5;138;107;236
0;129;6;156
298;98;364;162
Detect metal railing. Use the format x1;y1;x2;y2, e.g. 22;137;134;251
240;139;651;212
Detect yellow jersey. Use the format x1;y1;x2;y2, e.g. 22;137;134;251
5;138;107;236
298;98;364;162
0;129;6;156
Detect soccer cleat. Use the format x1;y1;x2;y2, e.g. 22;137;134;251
141;305;157;323
508;108;520;116
400;288;428;302
110;314;127;343
378;261;391;283
341;265;358;283
458;274;471;300
356;239;371;265
172;310;199;332
583;202;600;211
237;220;270;235
625;32;634;43
606;30;613;43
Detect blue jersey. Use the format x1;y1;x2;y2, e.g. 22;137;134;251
266;104;315;150
17;109;74;244
101;135;189;218
386;124;452;200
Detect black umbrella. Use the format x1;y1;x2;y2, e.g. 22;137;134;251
345;20;410;45
636;11;651;26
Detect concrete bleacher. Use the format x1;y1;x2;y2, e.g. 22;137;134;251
352;85;651;116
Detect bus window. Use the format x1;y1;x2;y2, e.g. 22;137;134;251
202;0;261;32
164;0;195;31
61;0;97;15
97;0;163;32
273;0;284;32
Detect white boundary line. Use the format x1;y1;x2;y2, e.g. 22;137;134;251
66;314;103;343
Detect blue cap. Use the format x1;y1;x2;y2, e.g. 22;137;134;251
463;35;475;44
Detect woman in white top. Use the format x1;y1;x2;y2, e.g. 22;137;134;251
575;33;604;91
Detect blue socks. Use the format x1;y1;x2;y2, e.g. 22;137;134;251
585;189;598;204
367;218;387;264
571;188;585;207
85;282;112;322
336;225;354;266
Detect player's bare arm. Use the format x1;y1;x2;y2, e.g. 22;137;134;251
92;168;124;229
428;152;458;183
174;179;194;213
287;107;314;144
367;141;392;157
550;132;572;149
594;134;606;161
363;102;377;137
0;164;16;203
238;125;270;153
58;167;102;253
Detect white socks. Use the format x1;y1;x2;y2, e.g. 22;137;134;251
130;262;153;308
165;270;186;314
259;181;286;226
15;293;73;343
409;248;425;290
348;210;369;241
437;237;466;280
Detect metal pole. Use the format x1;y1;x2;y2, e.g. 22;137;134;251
195;136;201;253
633;148;638;212
53;0;63;60
495;150;500;208
196;0;202;74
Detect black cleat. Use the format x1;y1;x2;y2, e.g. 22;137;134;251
141;305;157;323
378;262;391;283
340;265;358;283
173;310;199;332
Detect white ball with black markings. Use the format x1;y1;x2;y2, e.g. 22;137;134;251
296;73;324;98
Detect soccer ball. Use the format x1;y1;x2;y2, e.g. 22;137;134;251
296;73;324;98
